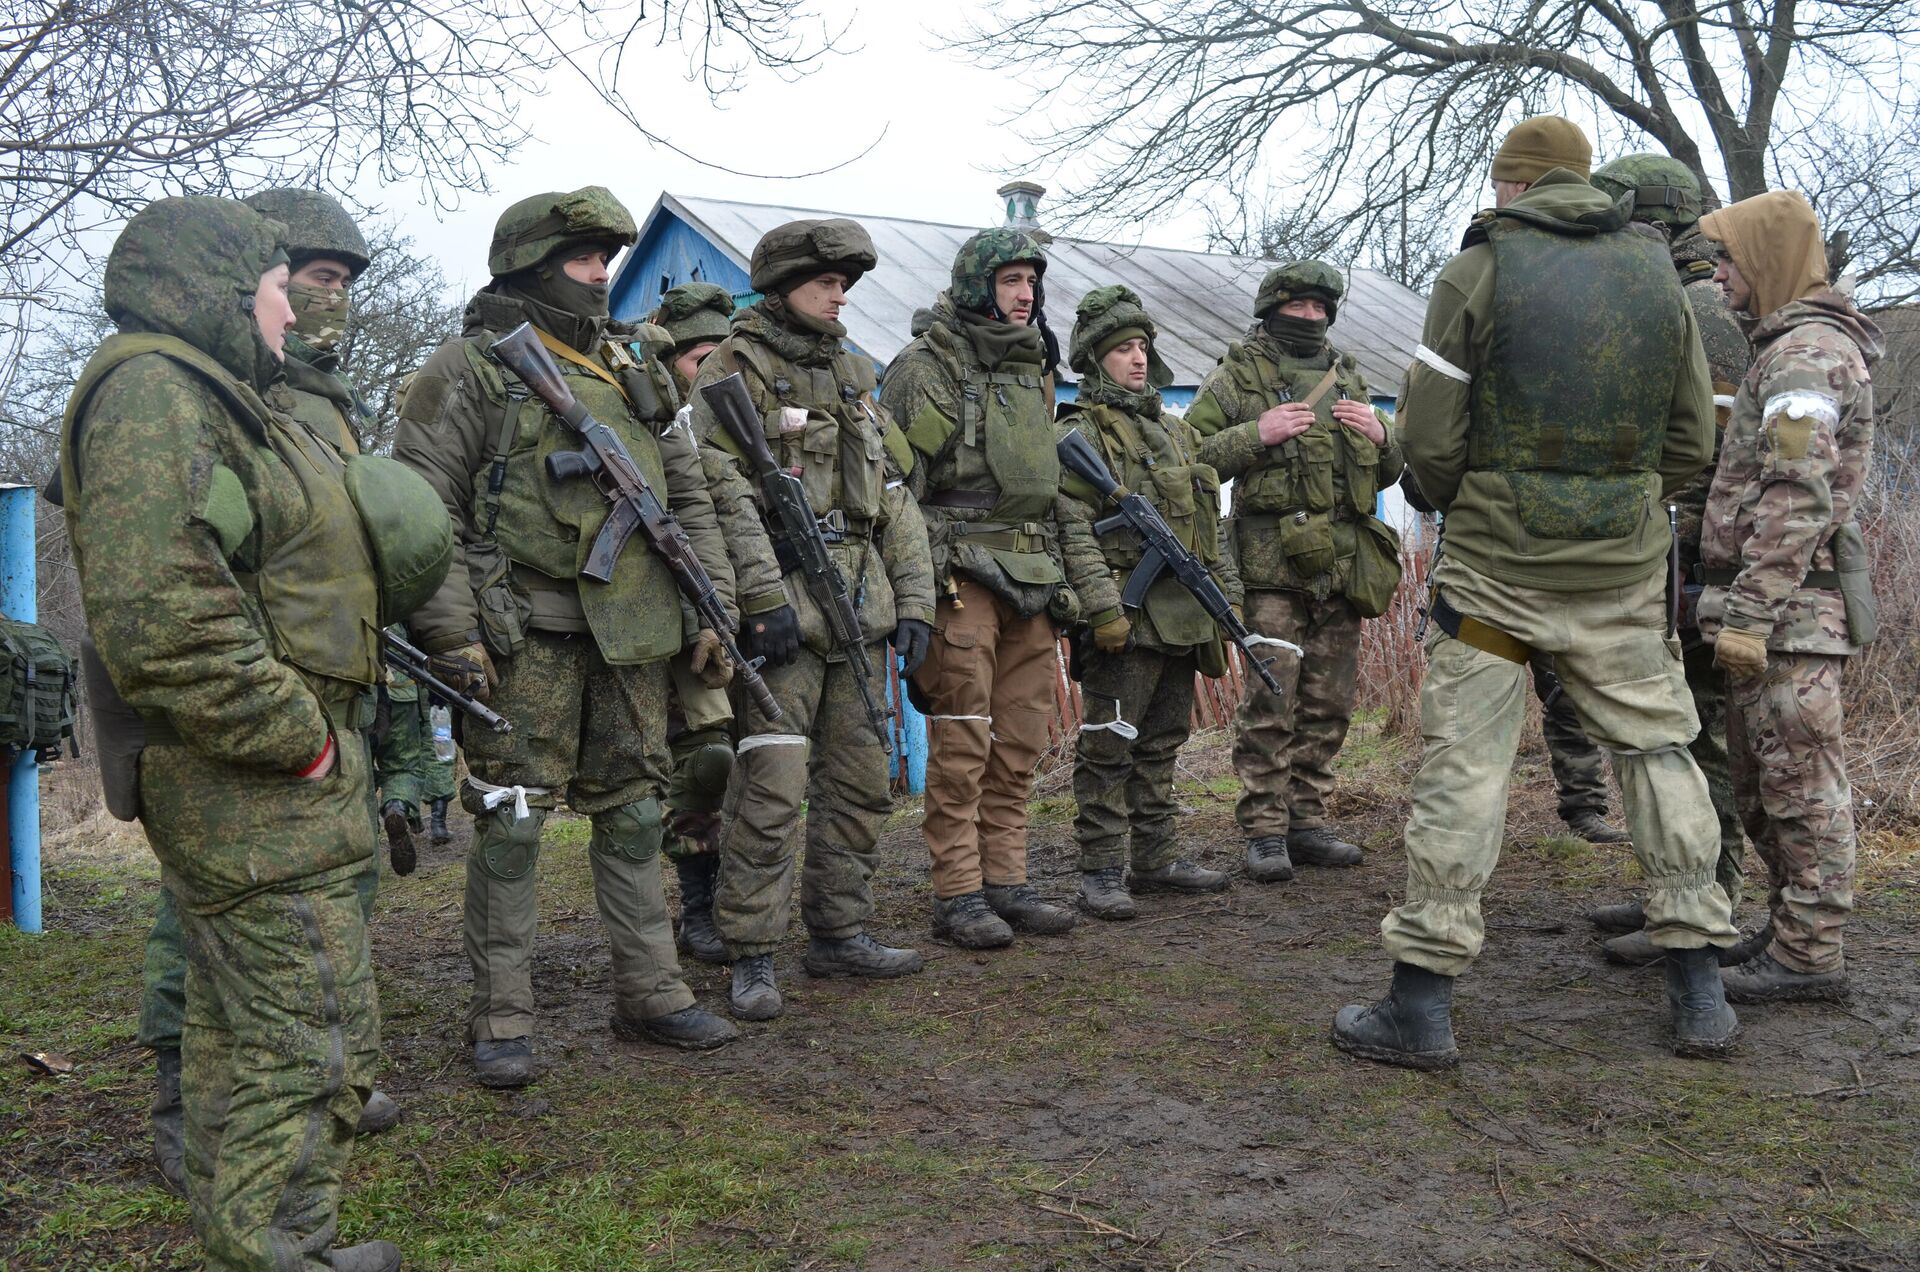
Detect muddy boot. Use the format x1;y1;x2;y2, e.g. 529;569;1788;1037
1564;810;1631;845
803;932;926;978
983;883;1077;934
356;1089;401;1135
728;954;784;1020
473;1037;535;1089
1331;962;1460;1071
1132;859;1229;894
1245;836;1294;883
1666;946;1740;1057
429;797;452;845
1586;898;1645;933
932;891;1015;949
1722;949;1849;1003
614;1004;739;1050
1289;826;1363;867
1718;918;1775;968
673;855;726;965
1077;868;1137;921
151;1047;186;1197
1601;928;1663;967
327;1240;403;1271
381;799;416;877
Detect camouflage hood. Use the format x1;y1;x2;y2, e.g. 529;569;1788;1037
1700;190;1829;321
1068;285;1171;386
103;196;288;391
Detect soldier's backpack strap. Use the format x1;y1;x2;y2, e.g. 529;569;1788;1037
460;338;526;541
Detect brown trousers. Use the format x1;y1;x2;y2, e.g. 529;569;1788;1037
915;578;1060;898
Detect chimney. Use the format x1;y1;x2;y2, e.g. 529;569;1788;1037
997;180;1050;241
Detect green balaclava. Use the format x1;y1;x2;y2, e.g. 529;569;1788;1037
104;196;290;392
1254;259;1345;356
488;187;638;352
243;188;370;360
1069;285;1171;416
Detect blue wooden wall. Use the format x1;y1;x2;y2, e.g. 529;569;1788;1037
610;213;754;322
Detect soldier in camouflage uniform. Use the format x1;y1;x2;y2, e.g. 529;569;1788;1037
394;188;740;1087
1333;118;1740;1069
1186;261;1405;883
1058;286;1242;918
1587;155;1757;964
61;197;405;1270
685;220;935;1019
1696;191;1880;1003
374;622;457;853
1534;654;1630;844
881;228;1094;949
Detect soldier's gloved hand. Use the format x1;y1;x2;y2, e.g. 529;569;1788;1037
430;642;497;703
891;618;932;677
744;604;801;667
688;629;735;689
1713;627;1769;679
1093;614;1134;654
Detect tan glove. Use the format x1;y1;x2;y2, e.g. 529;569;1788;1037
1713;627;1769;679
1093;614;1134;654
429;642;498;703
688;629;735;690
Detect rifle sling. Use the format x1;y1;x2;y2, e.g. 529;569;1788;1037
535;329;631;403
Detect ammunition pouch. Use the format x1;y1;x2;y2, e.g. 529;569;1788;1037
1346;516;1405;619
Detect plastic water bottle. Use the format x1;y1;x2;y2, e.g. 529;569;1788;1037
430;705;455;762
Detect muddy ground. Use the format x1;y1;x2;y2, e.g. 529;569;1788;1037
4;726;1918;1270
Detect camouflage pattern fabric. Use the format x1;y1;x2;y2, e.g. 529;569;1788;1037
1530;651;1611;820
1589;153;1703;228
1073;647;1200;872
1253;259;1344;320
1727;653;1853;972
1683;640;1747;904
947;227;1047;316
747;218;877;294
243;188;370;274
1666;227;1754;574
651;282;734;351
487;186;636;277
712;646;895;957
374;691;433;814
1231;588;1362;837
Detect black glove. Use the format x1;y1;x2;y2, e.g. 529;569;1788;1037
743;604;801;667
890;618;933;677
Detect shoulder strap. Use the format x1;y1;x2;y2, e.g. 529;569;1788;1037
479;372;526;540
1300;366;1341;409
535;328;630;404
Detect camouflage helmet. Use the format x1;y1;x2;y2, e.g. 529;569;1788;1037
651;281;735;350
488;186;637;277
243;188;369;276
950;227;1047;316
1590;153;1703;227
1068;284;1171;388
748;218;877;295
1254;259;1344;321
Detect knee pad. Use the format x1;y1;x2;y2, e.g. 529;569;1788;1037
591;796;665;865
471;806;547;882
671;732;736;813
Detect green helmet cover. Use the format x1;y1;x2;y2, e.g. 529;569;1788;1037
489;186;637;277
950;227;1048;315
748;219;878;295
1068;284;1171;387
1254;259;1344;320
1590;154;1703;227
343;454;453;626
243;188;369;276
652;282;735;349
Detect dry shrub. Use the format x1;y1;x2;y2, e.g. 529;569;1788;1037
1846;457;1920;832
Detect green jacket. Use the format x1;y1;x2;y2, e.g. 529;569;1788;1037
1401;171;1715;591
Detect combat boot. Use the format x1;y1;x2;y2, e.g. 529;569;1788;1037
1666;946;1740;1057
356;1089;401;1135
614;1004;739;1050
1586;898;1646;933
1331;962;1459;1071
1564;810;1631;844
983;883;1077;934
804;932;926;977
1718;919;1774;968
1132;859;1229;894
473;1037;535;1089
429;797;452;845
1600;929;1662;967
1722;949;1849;1003
932;891;1015;949
728;954;783;1020
673;854;726;965
1077;868;1137;921
326;1240;402;1271
1245;836;1294;883
381;799;416;877
151;1046;186;1197
1289;825;1364;867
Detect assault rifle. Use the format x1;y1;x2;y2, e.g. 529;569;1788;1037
1056;429;1288;696
487;323;781;723
381;630;512;734
700;373;892;751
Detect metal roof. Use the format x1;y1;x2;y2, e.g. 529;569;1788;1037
619;193;1428;393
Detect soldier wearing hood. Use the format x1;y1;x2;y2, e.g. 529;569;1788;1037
1585;155;1758;966
1185;260;1406;883
1695;191;1880;1004
394;187;741;1087
59;197;408;1271
1057;287;1242;918
881;228;1096;948
1334;117;1741;1069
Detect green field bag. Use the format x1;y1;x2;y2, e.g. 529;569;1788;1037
0;618;77;761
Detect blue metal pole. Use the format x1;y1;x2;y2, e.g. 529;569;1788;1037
888;653;928;796
0;484;40;933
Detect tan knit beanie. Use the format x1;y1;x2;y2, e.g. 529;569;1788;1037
1491;116;1593;184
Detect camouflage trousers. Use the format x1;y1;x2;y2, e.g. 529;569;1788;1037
1232;588;1361;838
374;695;455;816
459;630;691;1041
713;646;893;958
1381;558;1738;975
1073;646;1198;872
180;870;379;1270
1532;651;1612;820
664;644;736;861
1684;640;1747;906
1726;653;1854;973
